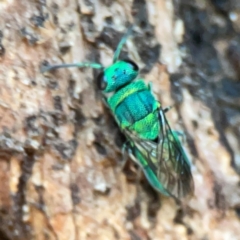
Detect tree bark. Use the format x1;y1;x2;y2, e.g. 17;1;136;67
0;0;240;239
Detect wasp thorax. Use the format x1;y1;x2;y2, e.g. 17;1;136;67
97;60;139;93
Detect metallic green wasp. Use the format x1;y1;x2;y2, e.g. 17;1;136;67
41;26;194;199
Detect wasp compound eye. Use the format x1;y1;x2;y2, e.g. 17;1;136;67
123;59;139;71
97;71;107;90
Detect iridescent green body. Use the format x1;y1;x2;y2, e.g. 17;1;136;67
107;77;160;140
100;60;193;199
41;25;194;199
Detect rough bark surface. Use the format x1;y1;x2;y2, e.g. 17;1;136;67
0;0;240;239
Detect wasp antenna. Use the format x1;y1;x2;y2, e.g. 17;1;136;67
113;25;134;63
40;62;103;73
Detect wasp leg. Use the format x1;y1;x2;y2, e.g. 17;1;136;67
173;130;186;143
148;82;173;114
101;96;109;108
119;142;142;197
117;141;130;172
163;105;173;113
148;82;153;92
135;165;142;188
126;147;145;201
134;166;144;203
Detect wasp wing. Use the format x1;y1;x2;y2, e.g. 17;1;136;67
156;109;194;199
123;108;194;200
